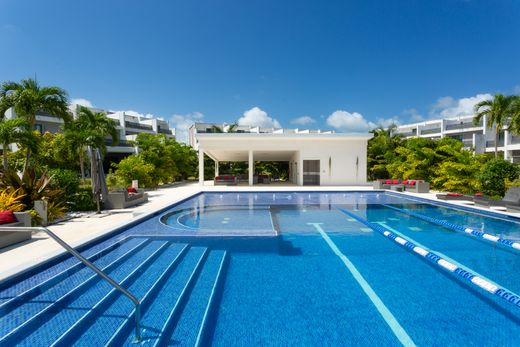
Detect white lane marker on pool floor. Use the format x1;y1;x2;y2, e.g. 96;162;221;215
307;222;416;347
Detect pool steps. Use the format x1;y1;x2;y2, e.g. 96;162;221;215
0;235;136;310
382;204;520;251
0;237;149;340
0;239;229;346
337;207;520;309
170;250;228;347
51;243;189;347
0;240;167;345
194;250;229;347
106;247;208;347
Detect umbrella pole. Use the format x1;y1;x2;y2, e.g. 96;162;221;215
96;191;101;214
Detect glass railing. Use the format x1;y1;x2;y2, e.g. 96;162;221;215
124;121;153;130
420;128;441;135
105;139;133;147
158;127;172;134
445;121;482;131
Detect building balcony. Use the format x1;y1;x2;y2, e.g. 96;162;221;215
105;139;134;147
486;140;505;148
445;121;483;131
420;128;441;135
124;121;153;131
158;127;173;134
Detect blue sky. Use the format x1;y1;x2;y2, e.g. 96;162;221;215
1;0;519;141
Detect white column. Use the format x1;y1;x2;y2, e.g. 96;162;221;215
199;150;204;185
215;161;219;176
248;150;254;186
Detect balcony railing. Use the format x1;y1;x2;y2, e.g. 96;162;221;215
486;140;505;148
158;127;172;134
420;128;441;135
397;130;417;137
124;121;153;131
445;121;482;131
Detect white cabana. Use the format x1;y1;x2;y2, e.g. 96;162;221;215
195;132;372;186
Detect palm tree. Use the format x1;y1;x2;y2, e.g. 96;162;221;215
473;94;515;158
65;106;119;181
210;123;239;133
0;78;71;174
0;118;30;171
507;95;520;136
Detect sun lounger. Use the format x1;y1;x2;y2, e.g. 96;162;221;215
436;193;473;201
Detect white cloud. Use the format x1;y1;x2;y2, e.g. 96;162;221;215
170;112;204;143
237;107;281;128
290;116;316;126
514;85;520;95
69;98;94;109
429;93;492;119
326;110;398;132
402;108;424;122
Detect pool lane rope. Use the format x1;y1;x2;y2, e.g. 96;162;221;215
381;204;520;251
336;207;520;309
307;222;416;347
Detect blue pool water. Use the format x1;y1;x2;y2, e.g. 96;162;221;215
1;191;520;346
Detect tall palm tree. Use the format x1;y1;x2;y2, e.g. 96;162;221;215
0;118;31;171
65;106;119;181
473;93;515;158
507;95;520;136
0;78;71;173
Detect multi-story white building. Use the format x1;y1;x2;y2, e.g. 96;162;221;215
188;122;334;148
392;115;520;162
3;106;176;166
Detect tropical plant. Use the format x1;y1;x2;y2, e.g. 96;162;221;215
0;169;63;209
209;123;238;133
0;78;71;174
0;188;26;212
64;106;119;181
111;155;155;188
367;125;402;180
0;117;31;171
473;94;515;157
478;158;520;198
507;95;520;135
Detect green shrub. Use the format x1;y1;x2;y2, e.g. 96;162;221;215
112;155;155;188
48;168;80;199
69;187;96;211
478;158;520;198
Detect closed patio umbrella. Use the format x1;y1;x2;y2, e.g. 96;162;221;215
90;148;108;214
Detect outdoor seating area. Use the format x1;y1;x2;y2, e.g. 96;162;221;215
104;188;149;209
0;211;32;248
373;179;430;193
214;175;238;185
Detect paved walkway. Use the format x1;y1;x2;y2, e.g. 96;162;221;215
1;182;519;282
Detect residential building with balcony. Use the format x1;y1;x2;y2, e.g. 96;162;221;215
392;115;520;162
3;106;176;169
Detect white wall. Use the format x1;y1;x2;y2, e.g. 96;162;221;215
298;140;368;185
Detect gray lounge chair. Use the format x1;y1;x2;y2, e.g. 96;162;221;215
0;212;32;248
474;187;520;210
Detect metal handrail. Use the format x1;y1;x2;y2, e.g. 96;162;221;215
0;226;141;342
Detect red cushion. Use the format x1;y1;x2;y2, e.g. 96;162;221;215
0;210;16;225
385;180;392;184
447;193;463;196
392;180;399;184
402;180;408;185
215;176;221;180
224;175;229;180
410;180;416;185
474;192;483;197
127;187;138;194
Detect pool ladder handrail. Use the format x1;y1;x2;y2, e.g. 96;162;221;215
0;226;142;342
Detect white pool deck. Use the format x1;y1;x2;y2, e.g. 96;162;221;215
1;182;519;282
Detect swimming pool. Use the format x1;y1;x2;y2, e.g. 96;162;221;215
1;191;520;346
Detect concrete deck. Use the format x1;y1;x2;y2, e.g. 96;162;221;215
1;182;519;282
